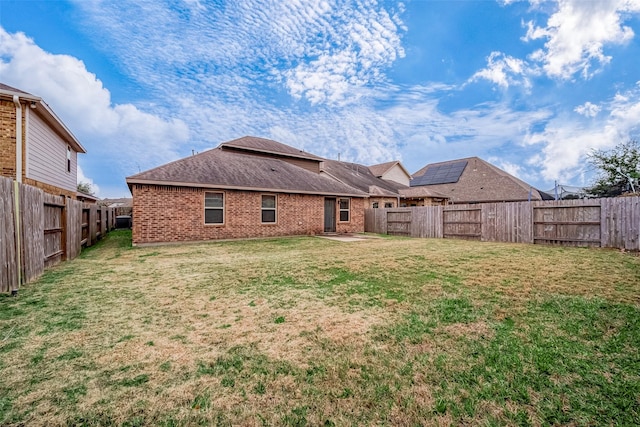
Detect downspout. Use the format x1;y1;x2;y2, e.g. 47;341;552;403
13;95;22;183
12;96;23;292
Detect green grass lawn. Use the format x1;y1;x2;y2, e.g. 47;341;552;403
1;230;639;426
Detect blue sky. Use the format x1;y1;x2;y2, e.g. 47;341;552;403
1;0;639;198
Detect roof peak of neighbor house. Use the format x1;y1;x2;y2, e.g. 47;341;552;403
0;82;86;154
411;156;550;202
368;160;410;178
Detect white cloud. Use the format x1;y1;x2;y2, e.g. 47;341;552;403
525;85;640;182
73;0;405;106
574;101;601;117
469;51;533;89
523;0;640;80
77;165;99;195
489;158;524;180
0;27;189;196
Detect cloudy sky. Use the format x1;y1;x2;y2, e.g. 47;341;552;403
1;0;639;197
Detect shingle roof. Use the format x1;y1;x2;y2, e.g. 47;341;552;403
321;160;407;196
411;157;546;203
126;147;367;197
0;83;33;96
220;136;323;161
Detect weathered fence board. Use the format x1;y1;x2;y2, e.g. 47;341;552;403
601;197;640;250
1;178;18;293
532;200;601;247
481;202;532;243
66;199;83;260
44;193;65;268
365;196;640;251
0;176;115;293
410;206;443;238
387;210;411;236
443;205;481;240
21;184;44;283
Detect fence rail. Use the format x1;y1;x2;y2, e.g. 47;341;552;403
1;177;116;293
365;196;640;251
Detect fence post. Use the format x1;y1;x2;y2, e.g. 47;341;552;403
13;181;21;292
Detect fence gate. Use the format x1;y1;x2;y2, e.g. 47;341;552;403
443;207;481;240
533;204;601;247
387;210;411;236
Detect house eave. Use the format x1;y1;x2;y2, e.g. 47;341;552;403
1;88;86;154
125;178;368;198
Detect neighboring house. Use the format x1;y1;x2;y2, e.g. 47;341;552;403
368;160;412;186
0;83;86;199
126;136;375;245
411;157;552;204
99;198;133;216
76;191;99;204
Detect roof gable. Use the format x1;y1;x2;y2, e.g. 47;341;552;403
0;82;86;154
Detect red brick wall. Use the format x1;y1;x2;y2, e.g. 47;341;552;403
131;184;365;245
1;99;19;179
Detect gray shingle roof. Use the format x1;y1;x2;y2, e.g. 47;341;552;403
321;160;407;196
412;157;546;203
0;83;33;95
126;147;367;197
220;136;323;161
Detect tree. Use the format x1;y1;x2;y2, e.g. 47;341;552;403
77;181;95;195
587;140;640;197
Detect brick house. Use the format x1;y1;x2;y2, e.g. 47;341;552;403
0;83;86;199
126;137;376;245
411;157;553;204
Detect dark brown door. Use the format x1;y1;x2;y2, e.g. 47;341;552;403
324;198;336;232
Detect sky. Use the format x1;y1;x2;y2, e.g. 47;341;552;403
1;0;639;198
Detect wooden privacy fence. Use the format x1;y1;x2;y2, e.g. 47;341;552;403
365;197;640;250
1;177;115;293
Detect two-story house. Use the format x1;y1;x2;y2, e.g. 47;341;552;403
0;83;86;198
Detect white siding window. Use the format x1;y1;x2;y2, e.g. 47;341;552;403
261;195;276;223
67;145;71;173
339;198;350;222
204;192;224;224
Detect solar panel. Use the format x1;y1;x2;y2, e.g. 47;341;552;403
411;160;467;186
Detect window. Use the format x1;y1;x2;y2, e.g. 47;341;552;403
261;194;276;223
384;202;394;208
204;192;224;224
67;146;71;173
339;198;350;222
372;202;379;209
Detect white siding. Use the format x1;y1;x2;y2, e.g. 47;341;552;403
25;109;77;193
382;165;410;186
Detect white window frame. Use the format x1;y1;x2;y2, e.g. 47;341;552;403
204;191;224;225
339;198;350;222
261;194;277;224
